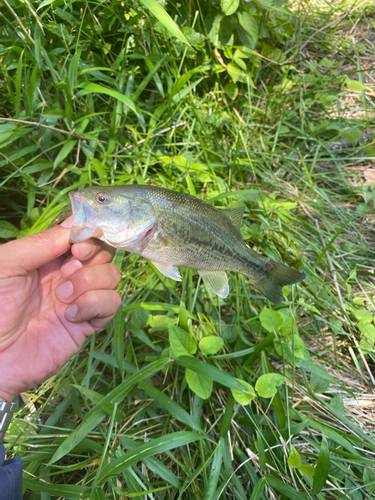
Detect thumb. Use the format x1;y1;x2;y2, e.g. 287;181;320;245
0;225;72;276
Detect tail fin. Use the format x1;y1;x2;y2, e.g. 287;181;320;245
255;260;305;305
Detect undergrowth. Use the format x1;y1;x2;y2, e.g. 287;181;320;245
1;0;375;498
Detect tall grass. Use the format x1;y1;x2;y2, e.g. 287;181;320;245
1;0;375;498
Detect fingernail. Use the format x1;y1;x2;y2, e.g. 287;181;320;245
56;280;74;300
60;216;73;228
66;303;78;321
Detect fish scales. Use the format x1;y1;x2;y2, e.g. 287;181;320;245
67;184;305;303
136;187;265;275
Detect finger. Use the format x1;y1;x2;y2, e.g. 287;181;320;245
56;263;121;303
60;246;116;278
64;290;122;325
60;215;73;228
71;238;115;262
62;215;114;263
0;226;71;276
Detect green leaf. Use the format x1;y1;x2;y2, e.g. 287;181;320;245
288;445;301;468
341;127;362;142
177;356;253;392
221;0;240;16
312;436;330;495
310;366;330;393
231;379;256;405
0;221;19;238
278;308;293;335
76;82;137;113
98;432;205;484
354;309;372;324
238;11;258;41
139;0;190;46
199;336;224;355
123;302;197;320
298;299;321;314
225;82;238;100
330;394;345;413
186;369;213;399
358;322;375;342
299;464;316;477
346;79;366;91
169;324;197;357
255;373;286;398
289;334;306;359
259;307;283;332
227;62;244;84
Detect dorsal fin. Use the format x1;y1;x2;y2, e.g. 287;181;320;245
223;206;246;229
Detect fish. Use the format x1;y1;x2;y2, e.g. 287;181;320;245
68;184;305;304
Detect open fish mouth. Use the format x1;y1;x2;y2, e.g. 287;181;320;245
69;192;101;243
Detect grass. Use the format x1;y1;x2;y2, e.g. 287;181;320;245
1;0;375;498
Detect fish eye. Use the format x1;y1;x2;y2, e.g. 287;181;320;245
95;192;110;204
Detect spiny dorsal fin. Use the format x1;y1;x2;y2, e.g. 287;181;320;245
223;206;246;229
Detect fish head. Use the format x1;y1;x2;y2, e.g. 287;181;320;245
69;186;156;248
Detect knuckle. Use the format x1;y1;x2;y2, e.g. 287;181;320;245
79;269;94;288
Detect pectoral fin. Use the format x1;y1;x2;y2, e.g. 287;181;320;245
152;261;182;281
198;270;229;298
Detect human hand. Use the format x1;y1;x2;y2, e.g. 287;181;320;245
0;220;122;402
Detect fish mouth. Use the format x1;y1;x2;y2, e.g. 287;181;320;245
69;192;102;243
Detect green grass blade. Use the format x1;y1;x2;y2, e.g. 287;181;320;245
249;478;266;500
265;475;308;500
98;431;205;484
312;436;330;496
138;0;190;46
177;356;254;392
76;83;137;113
50;359;171;464
205;438;224;500
23;478;91;499
139;380;202;431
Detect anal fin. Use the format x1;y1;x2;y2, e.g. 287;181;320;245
198;270;229;298
152;261;182;281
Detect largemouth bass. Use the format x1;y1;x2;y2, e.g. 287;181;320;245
68;184;305;304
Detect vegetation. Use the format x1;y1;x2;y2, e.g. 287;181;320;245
1;0;375;498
